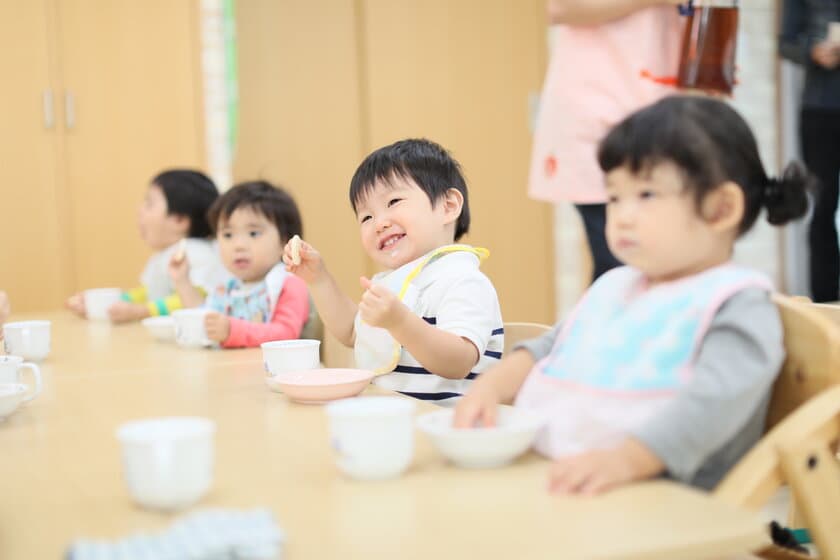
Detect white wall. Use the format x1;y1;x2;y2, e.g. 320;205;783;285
731;0;783;286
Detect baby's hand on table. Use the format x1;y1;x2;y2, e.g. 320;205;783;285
0;290;9;325
0;290;9;338
66;293;86;318
358;277;408;330
204;312;231;342
548;438;664;496
452;383;501;429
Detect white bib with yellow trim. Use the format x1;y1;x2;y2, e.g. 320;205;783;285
353;245;490;375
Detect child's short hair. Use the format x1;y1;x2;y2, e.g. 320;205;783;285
349;138;471;241
207;180;303;243
597;95;813;234
152;169;219;238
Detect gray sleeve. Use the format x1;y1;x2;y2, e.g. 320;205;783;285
627;288;784;486
512;322;562;361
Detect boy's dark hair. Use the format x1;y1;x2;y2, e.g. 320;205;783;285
207;180;303;243
349;138;470;241
598;95;813;235
152;169;219;238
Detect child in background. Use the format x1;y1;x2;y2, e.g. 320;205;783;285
171;181;310;348
66;170;222;322
284;139;504;405
455;96;813;494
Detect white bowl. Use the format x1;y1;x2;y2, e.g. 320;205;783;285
141;316;176;342
116;417;215;511
416;406;544;469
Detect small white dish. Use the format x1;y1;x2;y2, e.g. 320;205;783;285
416;406;544;469
141;316;176;342
265;368;373;403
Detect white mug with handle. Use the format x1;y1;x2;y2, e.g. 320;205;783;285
0;355;42;402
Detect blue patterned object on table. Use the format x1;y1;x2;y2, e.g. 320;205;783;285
66;508;284;560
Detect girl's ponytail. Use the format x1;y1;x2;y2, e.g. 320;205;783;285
763;162;814;226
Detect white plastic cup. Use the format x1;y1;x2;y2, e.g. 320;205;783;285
172;309;212;348
326;397;416;480
0;355;41;402
84;288;122;321
3;320;51;362
261;339;321;376
116;417;216;511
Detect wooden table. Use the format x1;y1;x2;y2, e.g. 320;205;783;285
0;312;769;559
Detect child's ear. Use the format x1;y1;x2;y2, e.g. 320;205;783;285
441;188;464;223
703;181;744;233
171;214;191;235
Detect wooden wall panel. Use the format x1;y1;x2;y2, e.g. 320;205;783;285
0;2;69;311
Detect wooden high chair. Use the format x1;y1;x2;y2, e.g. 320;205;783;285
715;295;840;558
763;295;840;431
502;322;552;355
808;303;840;330
715;385;840;559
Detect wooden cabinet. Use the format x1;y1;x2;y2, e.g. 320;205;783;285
0;2;69;311
0;1;205;311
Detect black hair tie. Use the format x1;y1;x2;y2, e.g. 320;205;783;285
764;176;783;203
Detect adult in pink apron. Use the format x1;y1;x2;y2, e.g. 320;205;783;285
530;3;684;282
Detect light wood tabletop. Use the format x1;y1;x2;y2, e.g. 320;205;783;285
0;312;770;559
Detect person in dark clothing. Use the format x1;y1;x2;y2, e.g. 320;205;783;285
780;0;840;301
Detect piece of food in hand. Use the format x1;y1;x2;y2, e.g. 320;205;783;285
290;234;302;266
173;238;187;263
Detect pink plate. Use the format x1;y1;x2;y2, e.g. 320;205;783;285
265;368;375;404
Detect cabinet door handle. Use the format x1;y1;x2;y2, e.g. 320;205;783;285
43;90;55;129
65;92;75;129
